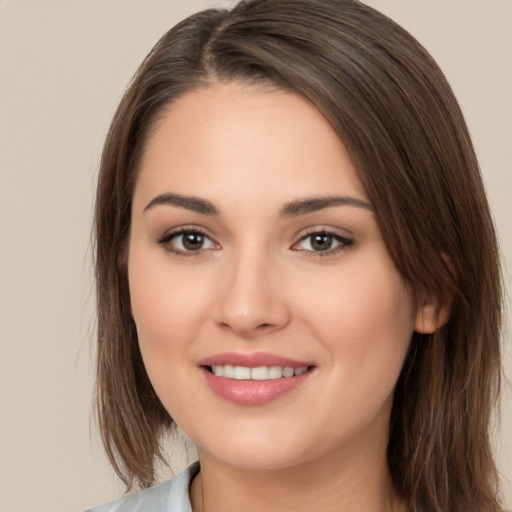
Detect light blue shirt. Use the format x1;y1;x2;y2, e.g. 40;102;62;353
85;462;199;512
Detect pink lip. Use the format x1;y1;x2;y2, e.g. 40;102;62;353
198;351;312;368
198;352;315;406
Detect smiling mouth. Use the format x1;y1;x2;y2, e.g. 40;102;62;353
200;361;315;405
204;365;314;380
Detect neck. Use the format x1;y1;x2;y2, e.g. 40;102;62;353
189;423;406;512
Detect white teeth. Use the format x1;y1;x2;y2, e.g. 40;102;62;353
210;365;309;380
223;365;234;378
233;366;251;380
251;366;269;380
268;366;283;379
282;366;294;378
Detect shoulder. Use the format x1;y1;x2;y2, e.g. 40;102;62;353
84;462;199;512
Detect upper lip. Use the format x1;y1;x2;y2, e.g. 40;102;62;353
198;351;314;369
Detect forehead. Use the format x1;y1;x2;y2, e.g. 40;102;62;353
134;82;367;210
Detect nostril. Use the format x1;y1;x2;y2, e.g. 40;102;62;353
215;300;291;337
219;321;275;334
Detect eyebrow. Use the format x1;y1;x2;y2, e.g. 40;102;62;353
144;193;219;215
280;196;373;216
143;193;372;216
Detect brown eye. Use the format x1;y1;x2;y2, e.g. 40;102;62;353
293;231;354;254
157;229;217;254
181;232;206;251
310;233;335;251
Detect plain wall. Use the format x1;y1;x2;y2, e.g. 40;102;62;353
0;1;510;511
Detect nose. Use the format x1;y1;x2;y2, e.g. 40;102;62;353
214;250;291;339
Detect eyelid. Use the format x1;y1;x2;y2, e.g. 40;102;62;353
291;228;354;255
153;225;354;257
154;226;220;256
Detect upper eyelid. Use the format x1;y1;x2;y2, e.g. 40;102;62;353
293;226;354;245
156;226;215;243
295;231;352;245
154;226;353;247
155;228;219;256
295;225;354;240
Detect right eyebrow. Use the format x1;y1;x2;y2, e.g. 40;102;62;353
143;193;220;216
280;195;373;216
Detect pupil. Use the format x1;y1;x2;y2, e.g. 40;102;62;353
183;232;203;251
311;234;332;251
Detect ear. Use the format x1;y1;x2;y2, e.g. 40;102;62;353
414;298;451;334
414;252;455;334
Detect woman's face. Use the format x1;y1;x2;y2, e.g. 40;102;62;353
128;82;424;471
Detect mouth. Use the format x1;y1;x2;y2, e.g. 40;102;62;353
203;364;312;380
198;353;316;405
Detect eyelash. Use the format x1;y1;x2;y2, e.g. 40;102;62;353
292;229;354;257
155;227;218;258
155;227;354;258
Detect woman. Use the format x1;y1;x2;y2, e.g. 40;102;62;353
88;0;504;511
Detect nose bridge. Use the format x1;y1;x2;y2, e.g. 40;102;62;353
216;242;290;337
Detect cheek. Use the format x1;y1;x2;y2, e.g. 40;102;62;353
128;250;210;343
127;254;209;421
303;252;415;389
126;247;216;410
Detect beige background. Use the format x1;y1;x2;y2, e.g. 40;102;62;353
0;1;510;511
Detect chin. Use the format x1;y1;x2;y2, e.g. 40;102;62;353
192;422;344;473
204;444;309;472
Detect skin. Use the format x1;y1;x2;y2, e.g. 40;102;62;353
128;82;439;512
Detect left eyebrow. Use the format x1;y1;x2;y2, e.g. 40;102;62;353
280;196;373;216
143;193;220;215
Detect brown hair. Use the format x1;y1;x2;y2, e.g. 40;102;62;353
94;1;503;510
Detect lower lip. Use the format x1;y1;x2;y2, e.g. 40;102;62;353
201;367;313;406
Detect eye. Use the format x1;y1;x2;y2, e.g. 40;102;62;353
292;231;353;254
156;229;218;255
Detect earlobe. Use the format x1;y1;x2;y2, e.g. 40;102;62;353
415;252;454;334
414;301;451;334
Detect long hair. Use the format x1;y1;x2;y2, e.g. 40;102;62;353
93;1;503;509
